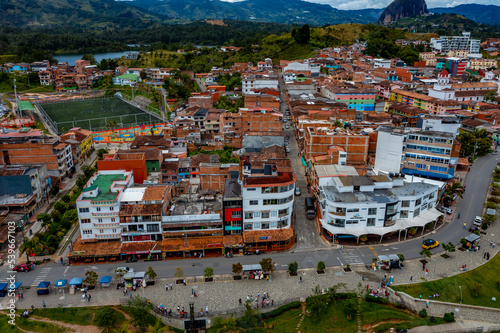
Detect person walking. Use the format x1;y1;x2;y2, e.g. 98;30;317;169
425;269;429;276
299;276;302;283
60;257;64;265
410;275;413;282
166;283;168;291
88;294;91;303
426;301;429;308
192;289;194;295
463;222;466;229
205;306;209;316
42;301;46;308
239;298;242;306
130;291;133;299
18;294;21;301
362;274;365;281
170;283;173;290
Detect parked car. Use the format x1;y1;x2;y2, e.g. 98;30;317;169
469;224;480;233
422;239;440;250
493;151;498;155
13;263;32;272
295;186;301;196
474;216;483;225
285;125;289;129
285;146;290;153
116;267;134;274
438;206;452;215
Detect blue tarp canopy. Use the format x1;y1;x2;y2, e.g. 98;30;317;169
69;278;83;286
100;276;112;284
55;279;68;288
37;281;50;289
0;283;7;290
13;282;21;290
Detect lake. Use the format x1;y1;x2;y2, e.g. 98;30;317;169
54;51;132;66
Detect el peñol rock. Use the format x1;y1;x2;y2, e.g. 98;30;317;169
378;0;429;24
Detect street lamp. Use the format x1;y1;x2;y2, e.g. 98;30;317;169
459;285;462;304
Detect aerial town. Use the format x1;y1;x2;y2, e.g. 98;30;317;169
1;26;500;332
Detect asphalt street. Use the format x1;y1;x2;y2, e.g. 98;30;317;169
2;81;499;288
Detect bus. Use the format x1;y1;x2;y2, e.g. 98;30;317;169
305;197;316;220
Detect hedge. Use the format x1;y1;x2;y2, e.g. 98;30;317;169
261;301;301;319
365;295;389;304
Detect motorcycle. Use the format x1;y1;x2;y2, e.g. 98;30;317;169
226;253;234;258
126;257;138;263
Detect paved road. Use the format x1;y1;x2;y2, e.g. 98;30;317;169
2;96;499;286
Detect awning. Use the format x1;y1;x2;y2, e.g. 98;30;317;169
69;278;83;286
100;276;112;284
242;264;262;271
55;279;67;288
37;281;50;289
0;283;6;290
465;234;481;243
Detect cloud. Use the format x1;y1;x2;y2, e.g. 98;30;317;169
299;0;500;10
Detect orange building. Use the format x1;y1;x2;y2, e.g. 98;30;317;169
97;152;148;184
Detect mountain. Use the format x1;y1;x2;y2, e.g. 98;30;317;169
0;0;165;28
129;0;377;25
430;4;500;25
378;0;429;24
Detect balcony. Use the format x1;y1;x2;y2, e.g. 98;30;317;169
90;200;117;206
328;210;346;217
93;222;120;228
91;212;119;218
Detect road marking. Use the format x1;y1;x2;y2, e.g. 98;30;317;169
369;247;378;257
63;266;69;276
466;193;475;221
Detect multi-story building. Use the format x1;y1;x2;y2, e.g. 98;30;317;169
76;170;134;241
431;32;480;53
318;174;440;242
242;74;279;95
119;185;172;242
60;127;93;162
320;85;376;111
222;179;243;236
0;129;73;178
374;126;459;180
469;59;498;70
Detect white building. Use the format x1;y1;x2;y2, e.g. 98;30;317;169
431;32;480;54
283;61;321;77
416;114;461;137
242;74;279;95
77;170;134;241
374;126;458;180
241;166;296;232
373;59;392;69
318;174;440;242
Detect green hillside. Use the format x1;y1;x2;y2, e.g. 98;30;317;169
0;0;165;28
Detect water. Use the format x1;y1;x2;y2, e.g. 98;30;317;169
54;51;132;66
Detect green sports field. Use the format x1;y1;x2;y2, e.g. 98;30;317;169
39;97;153;132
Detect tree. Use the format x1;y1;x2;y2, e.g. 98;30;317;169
317;261;326;272
259;257;275;275
232;262;243;276
128;296;153;333
174;267;184;280
343;298;358;318
485;91;498;103
62;209;78;223
306;294;329;320
37;213;51;224
115;268;127;279
53;201;69;214
84;270;98;287
96;148;108;160
442;242;456;256
82;54;97;65
458;129;492;158
420;249;432;258
94;307;118;333
61;194;70;203
50;184;59;196
140;69;147;80
81;165;95;178
294;24;310;44
204;267;214;278
288;261;298;275
145;266;157;281
106;120;119;132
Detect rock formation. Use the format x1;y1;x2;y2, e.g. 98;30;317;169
378;0;429;24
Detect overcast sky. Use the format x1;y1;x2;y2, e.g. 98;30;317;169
220;0;499;10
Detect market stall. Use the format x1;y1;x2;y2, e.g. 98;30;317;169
69;277;83;288
241;264;265;279
36;281;50;295
55;279;68;289
100;276;112;288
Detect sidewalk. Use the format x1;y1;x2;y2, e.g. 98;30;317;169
408;320;500;332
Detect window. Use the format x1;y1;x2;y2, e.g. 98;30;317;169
244;212;253;219
79;208;89;213
270;211;278;217
347;208;359;212
346;220;359;224
400;210;409;218
83;230;92;235
111;218;116;222
332;219;345;227
368;208;377;215
415;198;422;206
401;200;410;207
253;211;261;218
147;224;159;232
232;211;242;218
112;229;116;233
96;207;101;212
244;223;253;230
247;188;256;191
98;218;103;223
367;218;376;226
261;223;269;229
254;222;261;229
80;219;91;224
249;200;258;205
414;208;420;217
262;211;270;218
429;192;435;199
99;229;104;233
110;207;114;211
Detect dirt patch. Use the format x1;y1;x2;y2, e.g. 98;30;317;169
205;19;227;26
111;305;131;321
362;319;407;332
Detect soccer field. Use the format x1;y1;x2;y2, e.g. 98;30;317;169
39;97;154;132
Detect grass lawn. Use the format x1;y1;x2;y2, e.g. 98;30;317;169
263;307;302;332
392;252;500;308
34;121;50;134
30;307;95;326
39;97;152;132
300;301;359;333
119;306;166;328
0;315;70;333
361;301;447;333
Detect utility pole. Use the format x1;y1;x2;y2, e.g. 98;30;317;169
189;302;195;333
13;78;18;117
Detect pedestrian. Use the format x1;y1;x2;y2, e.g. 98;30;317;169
60;257;64;265
426;301;429;308
42;301;46;308
493;242;496;248
487;252;490;260
20;292;23;300
463;222;466;229
251;295;253;302
410;275;413;282
88;294;91;303
183;279;186;286
425;269;428;276
130;292;133;299
477;245;480;251
166;283;168;291
239;298;242;306
272;299;274;306
484;252;487;259
422;264;426;271
384;274;387;281
192;289;194;295
362;274;365;281
18;294;21;301
246;295;249;302
170;283;173;290
299;276;302;283
205;306;209;316
258;292;260;299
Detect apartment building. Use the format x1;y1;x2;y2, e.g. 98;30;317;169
119;185;172;242
321;85;376;111
374;126;459;180
240;108;283;133
431;32;480;53
222;178;243;236
469;59;498;70
98;151;148;184
428;70;499;102
318;174;440;242
0;129;73;178
242;74;279;95
76;170;134;241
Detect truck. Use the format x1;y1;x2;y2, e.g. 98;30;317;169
305;197;316;220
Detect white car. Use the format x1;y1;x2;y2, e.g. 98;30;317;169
295;187;301;196
116;267;134;274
